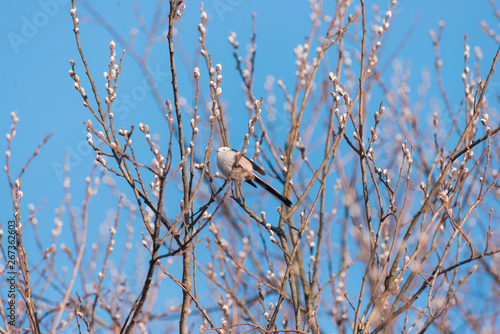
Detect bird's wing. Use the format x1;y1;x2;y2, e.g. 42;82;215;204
230;148;266;175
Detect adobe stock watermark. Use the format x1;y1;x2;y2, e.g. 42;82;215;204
6;220;18;328
8;0;71;54
52;64;170;182
111;64;170;121
210;0;244;21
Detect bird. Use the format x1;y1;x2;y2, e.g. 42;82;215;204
216;147;292;207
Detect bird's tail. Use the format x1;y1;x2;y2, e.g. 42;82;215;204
253;175;293;208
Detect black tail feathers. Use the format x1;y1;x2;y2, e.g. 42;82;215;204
253;175;293;208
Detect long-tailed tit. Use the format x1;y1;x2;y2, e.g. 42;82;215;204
216;147;292;207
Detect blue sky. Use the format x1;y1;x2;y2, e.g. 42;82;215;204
1;0;497;200
1;0;500;332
